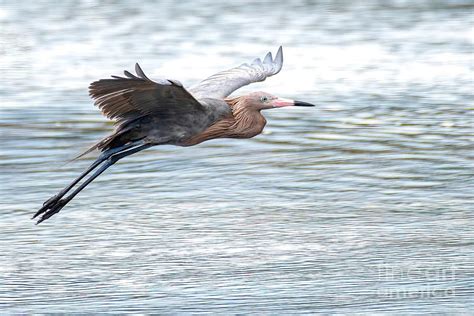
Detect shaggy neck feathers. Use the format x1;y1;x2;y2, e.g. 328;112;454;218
182;96;266;146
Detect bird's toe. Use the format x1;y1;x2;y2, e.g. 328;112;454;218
33;195;60;219
36;200;66;224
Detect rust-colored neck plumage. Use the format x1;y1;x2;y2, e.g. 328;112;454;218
225;96;267;135
182;96;267;146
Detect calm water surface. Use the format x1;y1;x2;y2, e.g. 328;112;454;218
1;0;473;313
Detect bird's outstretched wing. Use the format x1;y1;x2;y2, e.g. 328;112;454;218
89;63;204;125
189;46;283;99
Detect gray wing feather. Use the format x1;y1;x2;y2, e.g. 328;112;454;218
89;63;204;126
189;46;283;99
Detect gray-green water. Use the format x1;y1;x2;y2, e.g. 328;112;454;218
1;0;473;313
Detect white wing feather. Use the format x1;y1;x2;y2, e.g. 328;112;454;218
190;46;283;99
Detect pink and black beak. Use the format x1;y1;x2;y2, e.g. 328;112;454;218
272;97;315;108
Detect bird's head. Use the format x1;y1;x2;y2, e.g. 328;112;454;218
232;91;315;111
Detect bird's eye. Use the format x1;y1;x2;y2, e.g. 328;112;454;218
260;96;268;102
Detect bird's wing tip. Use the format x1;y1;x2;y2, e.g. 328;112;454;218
264;51;273;64
252;57;262;65
274;46;283;74
124;70;136;79
134;63;142;75
135;63;151;81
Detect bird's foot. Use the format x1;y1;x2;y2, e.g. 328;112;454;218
32;195;60;219
33;196;66;224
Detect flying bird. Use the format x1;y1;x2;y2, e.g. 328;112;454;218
33;46;314;224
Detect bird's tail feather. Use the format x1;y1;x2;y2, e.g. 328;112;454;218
68;135;115;163
70;117;146;163
70;142;101;162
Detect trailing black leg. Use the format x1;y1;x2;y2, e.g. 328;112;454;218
32;142;139;220
35;143;152;224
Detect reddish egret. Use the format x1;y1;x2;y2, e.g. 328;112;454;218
33;46;314;224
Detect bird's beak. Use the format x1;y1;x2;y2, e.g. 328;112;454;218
272;97;315;108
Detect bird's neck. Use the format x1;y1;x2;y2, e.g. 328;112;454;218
227;99;267;139
180;98;266;146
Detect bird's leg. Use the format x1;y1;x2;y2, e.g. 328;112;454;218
33;142;140;220
35;142;152;224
